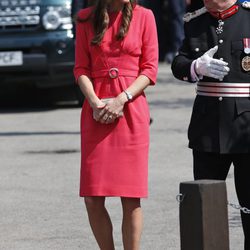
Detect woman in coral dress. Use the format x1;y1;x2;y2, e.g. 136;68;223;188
74;0;158;249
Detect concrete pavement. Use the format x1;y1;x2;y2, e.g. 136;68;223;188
0;63;243;249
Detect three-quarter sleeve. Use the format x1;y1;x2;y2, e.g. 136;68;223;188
73;10;91;83
139;9;159;85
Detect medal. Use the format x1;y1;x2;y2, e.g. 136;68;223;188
242;56;250;72
242;38;250;71
216;20;224;35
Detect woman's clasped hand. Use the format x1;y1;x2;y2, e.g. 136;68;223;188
92;97;125;124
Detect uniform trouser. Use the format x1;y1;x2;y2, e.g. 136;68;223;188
193;150;250;250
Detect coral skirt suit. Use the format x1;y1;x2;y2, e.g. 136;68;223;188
74;5;158;198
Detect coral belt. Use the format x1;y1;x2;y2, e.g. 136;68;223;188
196;82;250;97
91;68;139;79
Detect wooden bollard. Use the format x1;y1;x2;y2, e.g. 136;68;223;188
179;180;229;250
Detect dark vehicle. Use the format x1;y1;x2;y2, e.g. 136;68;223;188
0;0;85;104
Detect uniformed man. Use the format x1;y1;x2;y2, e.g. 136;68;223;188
171;1;250;249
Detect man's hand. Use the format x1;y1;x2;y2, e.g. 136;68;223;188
194;46;230;80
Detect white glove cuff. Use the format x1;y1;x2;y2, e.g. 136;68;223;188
191;60;203;82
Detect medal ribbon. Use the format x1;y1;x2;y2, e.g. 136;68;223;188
243;38;250;54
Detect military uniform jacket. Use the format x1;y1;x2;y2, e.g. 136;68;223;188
171;1;250;153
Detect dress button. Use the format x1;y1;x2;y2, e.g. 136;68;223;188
219;39;223;44
195;48;200;52
219;97;223;101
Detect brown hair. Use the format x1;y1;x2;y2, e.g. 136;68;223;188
77;0;136;45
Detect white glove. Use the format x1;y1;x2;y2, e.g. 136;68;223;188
194;46;230;80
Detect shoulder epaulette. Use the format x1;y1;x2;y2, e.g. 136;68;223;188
183;7;207;22
242;1;250;9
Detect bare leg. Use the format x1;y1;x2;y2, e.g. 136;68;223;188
121;197;143;250
84;197;115;250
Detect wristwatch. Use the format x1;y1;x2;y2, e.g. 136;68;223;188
124;90;133;101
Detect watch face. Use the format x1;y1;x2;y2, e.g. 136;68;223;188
128;93;132;100
124;90;133;101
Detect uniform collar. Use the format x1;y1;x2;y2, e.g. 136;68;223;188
209;4;239;20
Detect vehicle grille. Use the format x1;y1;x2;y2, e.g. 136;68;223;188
0;0;41;31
